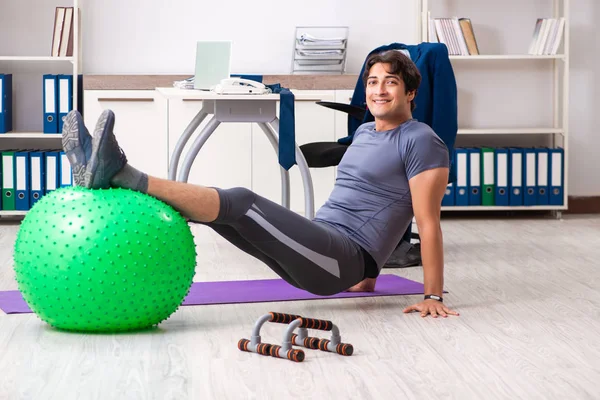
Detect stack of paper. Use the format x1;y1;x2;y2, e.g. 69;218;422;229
173;77;195;90
292;27;349;74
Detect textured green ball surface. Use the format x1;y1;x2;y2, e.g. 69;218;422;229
13;186;197;332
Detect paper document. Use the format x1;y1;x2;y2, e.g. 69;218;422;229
298;33;345;46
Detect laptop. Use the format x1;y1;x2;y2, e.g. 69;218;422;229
194;40;232;90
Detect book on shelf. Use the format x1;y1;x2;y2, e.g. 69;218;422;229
528;18;565;56
429;16;565;57
429;17;479;56
51;6;75;57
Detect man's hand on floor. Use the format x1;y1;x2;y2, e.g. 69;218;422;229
403;299;459;318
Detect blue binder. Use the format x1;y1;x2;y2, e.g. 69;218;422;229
43;74;59;133
0;74;13;133
494;148;509;206
29;151;45;206
548;147;564;205
44;151;60;193
508;148;524;206
15;151;30;211
536;148;550;205
59;151;73;187
441;182;455;206
58;74;73;134
523;148;537;206
454;148;469;206
467;147;481;205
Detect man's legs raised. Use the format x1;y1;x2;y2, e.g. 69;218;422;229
62;109;221;223
61;109;376;295
145;176;220;223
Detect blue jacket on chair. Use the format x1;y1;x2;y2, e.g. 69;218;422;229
338;42;458;182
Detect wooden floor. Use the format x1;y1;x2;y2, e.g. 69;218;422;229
1;214;599;400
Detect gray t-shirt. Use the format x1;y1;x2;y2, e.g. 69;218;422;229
313;119;450;269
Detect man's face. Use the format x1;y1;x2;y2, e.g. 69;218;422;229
365;62;414;121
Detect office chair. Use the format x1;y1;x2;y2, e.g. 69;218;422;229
300;42;458;268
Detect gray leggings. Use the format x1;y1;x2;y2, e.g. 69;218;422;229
200;187;378;296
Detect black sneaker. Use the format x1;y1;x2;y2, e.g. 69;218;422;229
61;110;92;187
383;242;422;268
86;109;128;189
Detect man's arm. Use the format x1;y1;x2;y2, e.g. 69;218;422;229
403;166;459;318
410;166;447;296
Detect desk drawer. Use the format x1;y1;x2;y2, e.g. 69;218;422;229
214;100;277;123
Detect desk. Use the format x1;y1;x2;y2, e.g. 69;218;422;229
156;87;315;219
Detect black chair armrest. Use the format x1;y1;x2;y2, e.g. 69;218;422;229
316;101;366;121
299;142;350;168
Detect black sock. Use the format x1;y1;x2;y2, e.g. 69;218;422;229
110;164;148;193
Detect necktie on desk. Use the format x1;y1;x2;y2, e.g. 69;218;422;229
266;84;296;170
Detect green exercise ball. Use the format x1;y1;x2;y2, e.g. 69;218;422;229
13;186;197;332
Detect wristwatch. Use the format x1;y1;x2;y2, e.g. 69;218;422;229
424;294;443;302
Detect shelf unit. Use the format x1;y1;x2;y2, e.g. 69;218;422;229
0;133;62;139
417;0;569;215
0;0;82;135
0;56;75;62
449;54;566;60
0;0;82;216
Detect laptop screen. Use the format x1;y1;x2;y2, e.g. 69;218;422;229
194;41;232;90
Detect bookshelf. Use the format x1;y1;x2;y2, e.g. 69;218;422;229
0;133;62;139
0;0;82;217
418;0;570;217
449;55;565;60
0;56;75;62
0;0;82;134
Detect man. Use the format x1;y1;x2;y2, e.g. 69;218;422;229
62;51;458;318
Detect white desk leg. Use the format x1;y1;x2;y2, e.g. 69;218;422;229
169;110;209;181
177;116;221;182
256;122;290;210
268;118;315;219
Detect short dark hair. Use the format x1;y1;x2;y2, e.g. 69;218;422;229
362;50;422;112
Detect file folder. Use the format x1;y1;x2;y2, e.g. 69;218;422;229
15;151;30;211
454;148;469;206
58;74;73;134
29;151;45;206
508;148;523;206
0;74;13;133
76;74;84;116
481;147;495;206
59;151;73;187
441;182;455;206
523;148;537;206
467;147;481;206
536;148;549;205
2;151;16;210
494;148;509;206
43;74;58;133
548;147;564;205
45;151;59;193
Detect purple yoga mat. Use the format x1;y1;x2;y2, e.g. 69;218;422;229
0;274;426;314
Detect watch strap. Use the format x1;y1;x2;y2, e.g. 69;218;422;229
424;294;443;302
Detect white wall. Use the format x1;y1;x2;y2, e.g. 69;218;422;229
81;0;419;75
0;0;598;196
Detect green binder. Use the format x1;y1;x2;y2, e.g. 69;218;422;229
481;147;495;206
2;151;16;210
